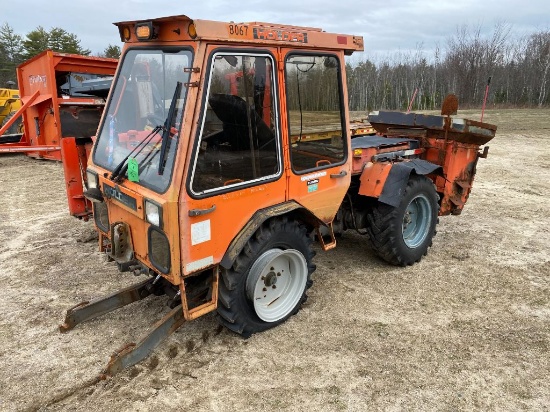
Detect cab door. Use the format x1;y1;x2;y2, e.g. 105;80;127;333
281;50;351;223
181;47;286;275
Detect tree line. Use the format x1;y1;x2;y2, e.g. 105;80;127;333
1;21;549;109
347;23;550;110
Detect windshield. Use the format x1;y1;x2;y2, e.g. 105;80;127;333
93;48;192;193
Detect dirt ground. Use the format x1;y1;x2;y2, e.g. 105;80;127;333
0;108;548;411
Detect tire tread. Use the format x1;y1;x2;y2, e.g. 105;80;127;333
366;175;439;266
217;217;315;337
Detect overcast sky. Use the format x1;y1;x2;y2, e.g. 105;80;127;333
3;0;549;60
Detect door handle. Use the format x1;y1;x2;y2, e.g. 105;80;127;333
188;205;216;217
330;170;348;178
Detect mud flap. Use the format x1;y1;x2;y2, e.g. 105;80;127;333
378;160;441;207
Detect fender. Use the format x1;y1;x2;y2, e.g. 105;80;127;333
220;200;319;269
359;159;442;207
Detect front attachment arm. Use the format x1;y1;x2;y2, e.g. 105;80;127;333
100;303;186;378
59;278;155;332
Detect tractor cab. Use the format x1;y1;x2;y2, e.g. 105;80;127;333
86;15;364;286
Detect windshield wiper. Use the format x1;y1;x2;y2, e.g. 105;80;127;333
158;81;182;175
109;125;163;182
109;81;182;182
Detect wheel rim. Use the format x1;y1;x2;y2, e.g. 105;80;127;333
246;248;308;322
402;193;433;249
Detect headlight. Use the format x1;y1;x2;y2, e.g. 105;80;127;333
86;170;99;189
145;199;162;228
93;202;109;233
135;22;156;41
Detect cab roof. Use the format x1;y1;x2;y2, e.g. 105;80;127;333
114;14;364;55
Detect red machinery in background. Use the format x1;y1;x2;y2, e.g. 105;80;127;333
0;50;118;218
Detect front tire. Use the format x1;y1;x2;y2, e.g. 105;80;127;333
218;217;315;337
366;175;439;266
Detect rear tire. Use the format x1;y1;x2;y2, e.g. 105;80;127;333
218;217;315;337
366;175;439;266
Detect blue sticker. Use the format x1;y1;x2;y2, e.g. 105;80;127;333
307;179;319;192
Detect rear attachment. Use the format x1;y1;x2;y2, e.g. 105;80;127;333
368;102;497;216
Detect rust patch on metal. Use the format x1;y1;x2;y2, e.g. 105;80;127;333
441;94;458;116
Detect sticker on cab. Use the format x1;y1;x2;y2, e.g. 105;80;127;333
127;158;139;182
191;220;211;246
307;179;319;193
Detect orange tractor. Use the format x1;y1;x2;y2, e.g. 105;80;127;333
59;15;496;376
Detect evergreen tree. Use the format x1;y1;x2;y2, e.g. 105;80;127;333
22;26;90;59
48;27;90;55
0;23;24;86
103;44;121;59
22;26;49;59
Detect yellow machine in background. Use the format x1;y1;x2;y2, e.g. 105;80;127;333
0;88;22;133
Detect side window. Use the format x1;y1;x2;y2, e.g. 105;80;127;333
285;54;345;172
191;53;280;194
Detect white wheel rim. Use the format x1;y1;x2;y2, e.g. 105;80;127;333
246;248;308;322
402;193;433;249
